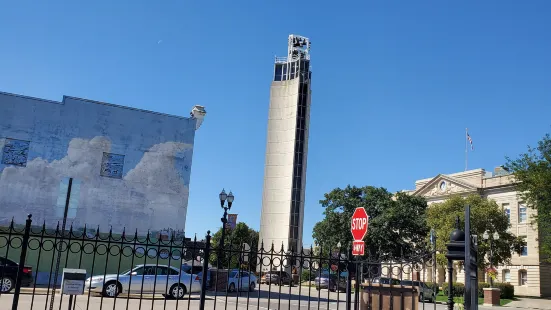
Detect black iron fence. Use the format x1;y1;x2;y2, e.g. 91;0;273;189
1;215;442;310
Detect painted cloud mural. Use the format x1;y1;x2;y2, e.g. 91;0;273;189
0;136;192;234
0;93;203;234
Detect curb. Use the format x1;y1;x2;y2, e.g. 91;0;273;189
434;301;547;310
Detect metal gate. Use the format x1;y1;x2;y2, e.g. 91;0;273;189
2;212;476;310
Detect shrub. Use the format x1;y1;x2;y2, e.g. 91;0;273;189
426;282;440;295
478;282;491;297
301;270;316;281
494;283;515;299
442;282;465;297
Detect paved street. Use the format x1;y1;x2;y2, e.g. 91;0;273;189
6;286;548;310
1;286;451;310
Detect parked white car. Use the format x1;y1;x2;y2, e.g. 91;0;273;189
227;270;257;292
85;264;201;299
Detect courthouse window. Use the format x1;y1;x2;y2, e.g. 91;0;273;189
519;204;527;223
519;270;528;286
520;236;528;256
502;269;511;283
502;203;510;222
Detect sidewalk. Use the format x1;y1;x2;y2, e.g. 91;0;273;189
501;298;551;310
432;298;551;310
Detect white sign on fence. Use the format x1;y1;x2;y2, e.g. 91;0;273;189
61;268;87;295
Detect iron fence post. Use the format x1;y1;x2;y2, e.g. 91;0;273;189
12;214;32;310
433;232;437;310
199;231;211;310
354;258;360;310
346;247;352;310
447;259;454;310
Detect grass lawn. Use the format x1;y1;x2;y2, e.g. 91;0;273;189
435;293;513;306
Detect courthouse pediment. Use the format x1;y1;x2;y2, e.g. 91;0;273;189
413;174;478;198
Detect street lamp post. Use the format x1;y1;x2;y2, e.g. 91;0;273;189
483;230;499;287
219;189;234;254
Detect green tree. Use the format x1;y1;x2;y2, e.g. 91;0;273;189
209;222;259;270
312;186;430;260
427;195;525;269
505;133;551;261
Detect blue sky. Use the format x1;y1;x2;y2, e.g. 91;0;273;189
1;1;550;247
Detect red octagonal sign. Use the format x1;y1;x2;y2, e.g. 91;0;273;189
351;207;369;241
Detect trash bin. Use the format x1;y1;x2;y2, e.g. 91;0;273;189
360;284;418;310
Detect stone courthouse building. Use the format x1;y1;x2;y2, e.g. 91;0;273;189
406;167;551;297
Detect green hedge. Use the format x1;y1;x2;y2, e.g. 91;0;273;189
427;282;440;295
442;282;465;297
495;283;515;299
478;282;514;299
443;282;514;300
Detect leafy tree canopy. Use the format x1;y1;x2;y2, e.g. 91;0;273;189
505;133;551;262
427;195;525;269
312;186;430;260
210;222;259;269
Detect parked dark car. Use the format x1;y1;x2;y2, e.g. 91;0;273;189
315;274;347;292
400;280;435;302
371;277;401;285
264;271;294;286
0;257;33;292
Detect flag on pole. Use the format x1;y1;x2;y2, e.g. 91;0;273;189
467;132;474;151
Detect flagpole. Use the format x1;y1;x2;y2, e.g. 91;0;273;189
465;128;468;171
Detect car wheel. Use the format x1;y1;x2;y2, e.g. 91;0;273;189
170;284;186;299
102;281;120;298
1;277;14;293
419;293;424;302
290;280;294;287
229;283;236;293
249;282;256;292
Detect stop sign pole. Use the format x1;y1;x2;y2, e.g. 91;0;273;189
351;207;368;256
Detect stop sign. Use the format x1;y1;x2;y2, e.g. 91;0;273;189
351;208;369;241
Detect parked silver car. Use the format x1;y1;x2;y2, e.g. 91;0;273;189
85;264;201;299
227;270;257;292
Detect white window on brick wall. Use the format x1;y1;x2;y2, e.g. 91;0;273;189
519;204;527;223
502;269;511;283
519;270;528;286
